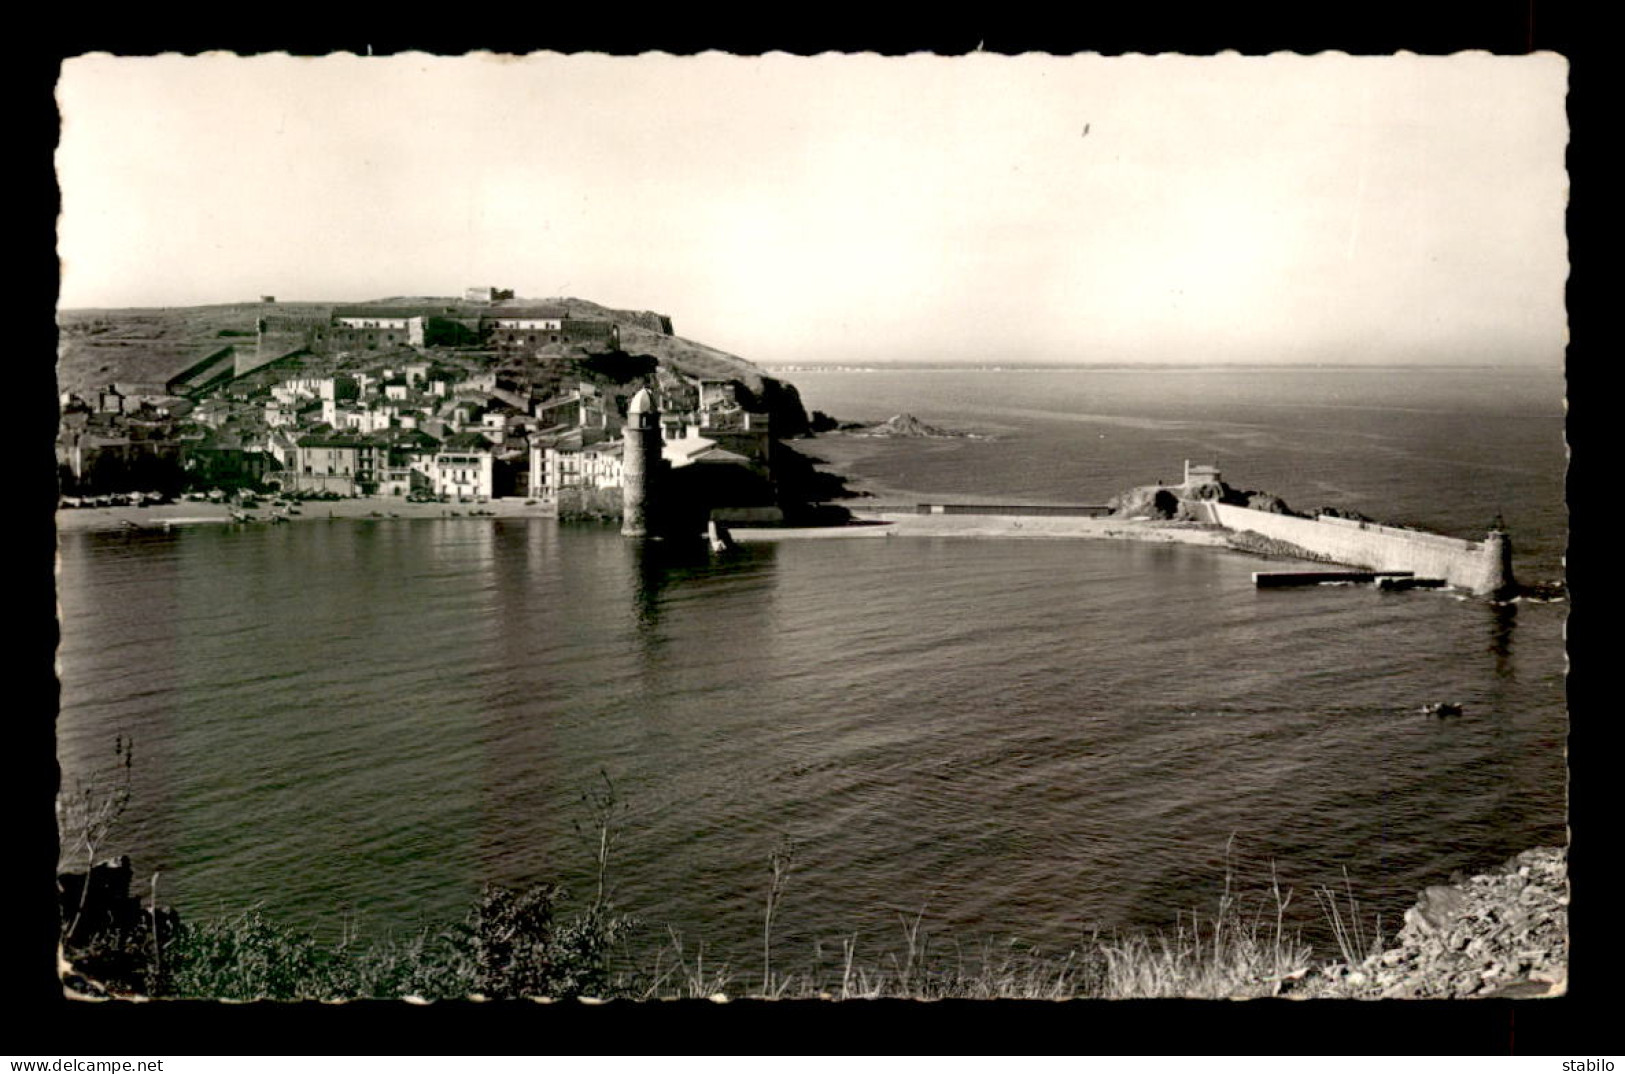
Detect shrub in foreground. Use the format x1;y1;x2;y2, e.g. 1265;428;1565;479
101;882;634;1001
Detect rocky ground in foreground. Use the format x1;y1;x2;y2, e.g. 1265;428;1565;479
1294;846;1568;999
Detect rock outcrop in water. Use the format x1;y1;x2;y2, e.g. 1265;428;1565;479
1296;846;1568;999
848;413;984;439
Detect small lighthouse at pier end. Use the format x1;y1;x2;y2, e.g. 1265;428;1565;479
621;387;660;537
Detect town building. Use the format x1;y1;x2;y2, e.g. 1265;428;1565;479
533;383;612;433
63;431;186;494
431;431;496;500
1183;460;1222;487
288;432;389;495
251;299;625;361
182;430;277;489
694;379;739;411
531;432;625;500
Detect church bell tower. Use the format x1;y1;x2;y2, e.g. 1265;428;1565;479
621;387;660;538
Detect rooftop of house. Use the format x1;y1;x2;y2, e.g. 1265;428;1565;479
685;446;752;467
534;392;581;411
542;430;628;456
440;430;495;452
297;431;384;449
663;432;718;462
191;428;249;451
387;427;444;447
535;428;584;452
331;306;443;320
484;306;571;320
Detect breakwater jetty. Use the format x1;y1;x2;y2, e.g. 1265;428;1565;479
1102;460;1517;598
1203;502;1514;598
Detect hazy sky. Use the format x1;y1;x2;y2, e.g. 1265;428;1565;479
57;52;1568;366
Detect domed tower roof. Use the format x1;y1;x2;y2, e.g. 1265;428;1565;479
628;387;655;415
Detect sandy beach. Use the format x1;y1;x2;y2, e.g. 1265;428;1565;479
54;496;557;533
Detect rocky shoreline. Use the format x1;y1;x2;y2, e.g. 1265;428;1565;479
1294;846;1568;999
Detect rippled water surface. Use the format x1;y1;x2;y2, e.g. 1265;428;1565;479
56;366;1567;968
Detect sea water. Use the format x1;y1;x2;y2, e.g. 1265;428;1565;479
55;365;1567;973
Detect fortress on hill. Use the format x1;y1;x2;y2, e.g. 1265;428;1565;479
163;296;674;399
61;287;818;534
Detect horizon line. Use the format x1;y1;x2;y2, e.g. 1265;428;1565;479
763;360;1566;371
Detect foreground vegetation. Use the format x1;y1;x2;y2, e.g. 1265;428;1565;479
62;849;1361;1001
63;878;1335;1002
60;760;1367;1002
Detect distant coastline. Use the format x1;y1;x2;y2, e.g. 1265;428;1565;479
765;361;1548;373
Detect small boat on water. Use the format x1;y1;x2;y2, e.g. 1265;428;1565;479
1421;701;1464;718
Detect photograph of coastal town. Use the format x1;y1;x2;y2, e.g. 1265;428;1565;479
52;51;1568;1005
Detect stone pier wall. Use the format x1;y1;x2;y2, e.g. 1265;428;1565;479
1210;503;1512;595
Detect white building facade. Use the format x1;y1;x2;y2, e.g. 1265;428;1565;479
431;449;494;500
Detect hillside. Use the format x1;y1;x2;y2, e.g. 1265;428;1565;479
56;297;810;433
57;302;331;395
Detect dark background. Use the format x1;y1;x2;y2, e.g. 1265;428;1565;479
20;6;1598;1055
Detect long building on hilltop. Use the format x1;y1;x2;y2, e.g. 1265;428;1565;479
255;303;622;356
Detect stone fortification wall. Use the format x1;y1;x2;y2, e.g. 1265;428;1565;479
165;345;239;396
240;336;307;377
921;503;1114;518
255;314;327;364
556;486;624;522
1210;502;1511;595
611;310;673;335
259;313;330;334
1312;512;1484;552
559;319;619;347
